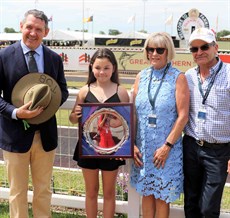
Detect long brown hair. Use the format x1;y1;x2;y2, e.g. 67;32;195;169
86;48;120;85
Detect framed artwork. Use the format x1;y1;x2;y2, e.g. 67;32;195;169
79;103;134;158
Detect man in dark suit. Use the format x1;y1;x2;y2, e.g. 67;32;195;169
0;9;69;217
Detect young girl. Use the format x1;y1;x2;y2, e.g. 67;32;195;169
69;48;129;218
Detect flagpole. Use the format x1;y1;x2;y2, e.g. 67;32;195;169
51;17;53;43
133;14;136;37
92;15;94;37
35;0;38;9
142;0;147;31
216;15;219;33
82;0;85;47
164;8;167;32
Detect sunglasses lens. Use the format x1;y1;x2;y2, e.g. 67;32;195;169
156;48;165;54
147;47;154;53
200;44;210;51
190;47;198;53
146;47;165;54
190;42;214;53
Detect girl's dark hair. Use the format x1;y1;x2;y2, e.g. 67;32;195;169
86;48;119;85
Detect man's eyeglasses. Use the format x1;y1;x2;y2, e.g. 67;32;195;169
146;47;166;55
189;42;215;53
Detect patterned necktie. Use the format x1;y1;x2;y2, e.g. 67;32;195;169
28;51;38;72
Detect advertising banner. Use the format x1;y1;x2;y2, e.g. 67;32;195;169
51;47;230;73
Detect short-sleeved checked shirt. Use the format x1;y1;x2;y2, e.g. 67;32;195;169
184;58;230;143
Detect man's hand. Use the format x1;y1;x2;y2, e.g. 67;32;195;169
16;101;44;119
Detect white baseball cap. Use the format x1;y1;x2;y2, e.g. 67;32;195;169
189;28;216;45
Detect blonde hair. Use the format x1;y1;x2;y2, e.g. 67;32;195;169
143;32;176;63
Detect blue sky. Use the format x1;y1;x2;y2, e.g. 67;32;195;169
0;0;229;37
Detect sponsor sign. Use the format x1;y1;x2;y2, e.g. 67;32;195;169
177;8;209;40
51;48;230;73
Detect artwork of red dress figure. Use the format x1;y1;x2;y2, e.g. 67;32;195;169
97;114;115;148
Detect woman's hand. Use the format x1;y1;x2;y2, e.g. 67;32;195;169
153;144;171;169
133;145;143;167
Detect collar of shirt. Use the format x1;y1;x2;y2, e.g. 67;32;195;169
20;40;42;56
196;57;222;78
20;40;44;73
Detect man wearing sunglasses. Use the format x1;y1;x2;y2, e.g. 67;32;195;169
183;27;230;218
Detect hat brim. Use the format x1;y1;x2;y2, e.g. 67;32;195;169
189;37;213;45
12;73;62;124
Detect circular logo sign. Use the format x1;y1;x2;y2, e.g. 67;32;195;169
177;8;210;40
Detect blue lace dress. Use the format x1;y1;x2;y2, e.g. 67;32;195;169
130;63;183;203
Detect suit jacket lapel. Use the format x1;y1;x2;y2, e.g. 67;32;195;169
43;45;52;76
13;42;28;73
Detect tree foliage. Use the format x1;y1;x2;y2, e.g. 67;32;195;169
138;29;147;33
108;29;122;35
216;30;230;39
99;31;105;35
4;27;17;33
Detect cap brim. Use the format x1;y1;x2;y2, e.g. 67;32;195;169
12;73;61;124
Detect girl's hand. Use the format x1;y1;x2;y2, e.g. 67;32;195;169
73;105;82;118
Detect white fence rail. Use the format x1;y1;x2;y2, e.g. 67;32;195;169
0;89;230;217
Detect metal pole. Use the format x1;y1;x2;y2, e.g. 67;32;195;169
142;0;147;31
82;0;85;46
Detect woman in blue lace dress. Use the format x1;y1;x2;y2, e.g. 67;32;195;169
130;32;190;218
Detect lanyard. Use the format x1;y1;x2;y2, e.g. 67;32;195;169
148;63;170;111
197;61;223;105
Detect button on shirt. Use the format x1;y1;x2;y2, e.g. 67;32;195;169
184;59;230;143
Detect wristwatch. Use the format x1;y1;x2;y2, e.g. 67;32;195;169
165;141;173;148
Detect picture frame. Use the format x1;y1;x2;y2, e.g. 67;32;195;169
79;103;134;158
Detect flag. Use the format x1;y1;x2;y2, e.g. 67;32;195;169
128;15;135;24
48;16;53;22
165;14;173;25
83;16;93;23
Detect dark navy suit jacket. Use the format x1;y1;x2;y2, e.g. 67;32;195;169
0;41;69;153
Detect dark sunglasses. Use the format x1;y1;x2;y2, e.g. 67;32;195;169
146;47;166;55
189;42;215;53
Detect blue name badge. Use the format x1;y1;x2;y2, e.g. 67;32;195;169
148;114;157;128
197;106;206;123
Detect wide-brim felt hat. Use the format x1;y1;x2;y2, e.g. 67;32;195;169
11;73;61;124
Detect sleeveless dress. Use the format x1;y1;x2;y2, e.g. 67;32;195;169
97;114;116;148
130;63;183;203
73;85;125;171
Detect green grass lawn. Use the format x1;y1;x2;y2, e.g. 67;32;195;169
1;164;230;211
0;200;87;218
0;165;127;217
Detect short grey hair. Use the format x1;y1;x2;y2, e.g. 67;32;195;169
143;32;176;63
22;9;49;29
